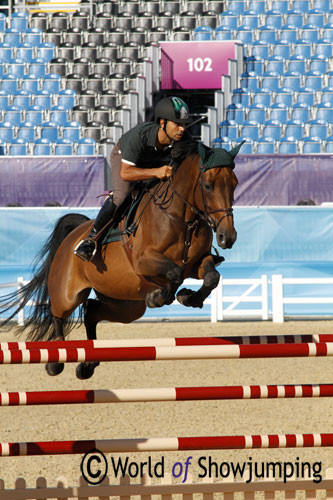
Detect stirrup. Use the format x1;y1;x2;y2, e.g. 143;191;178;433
73;238;97;262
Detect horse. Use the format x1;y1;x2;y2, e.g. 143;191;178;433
0;140;241;379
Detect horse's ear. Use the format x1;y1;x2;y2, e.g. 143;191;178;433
198;142;211;163
229;139;246;159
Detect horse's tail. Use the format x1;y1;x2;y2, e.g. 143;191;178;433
0;213;90;340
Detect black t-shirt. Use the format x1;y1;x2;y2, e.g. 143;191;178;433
119;122;192;169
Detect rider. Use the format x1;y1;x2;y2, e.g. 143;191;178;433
74;96;192;262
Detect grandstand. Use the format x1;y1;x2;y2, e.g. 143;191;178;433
0;0;332;156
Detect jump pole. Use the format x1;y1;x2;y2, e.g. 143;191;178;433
2;434;333;456
1;342;333;364
1;333;332;351
2;383;333;406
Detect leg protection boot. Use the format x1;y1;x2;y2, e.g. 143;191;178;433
74;195;117;262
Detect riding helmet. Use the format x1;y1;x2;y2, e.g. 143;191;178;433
155;96;191;124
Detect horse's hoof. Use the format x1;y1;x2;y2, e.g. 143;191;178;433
177;288;204;308
45;362;64;376
145;290;162;308
76;362;99;380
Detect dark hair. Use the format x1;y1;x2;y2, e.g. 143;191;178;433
44;201;62;207
296;199;316;206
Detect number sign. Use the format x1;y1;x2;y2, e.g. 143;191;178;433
160;41;237;90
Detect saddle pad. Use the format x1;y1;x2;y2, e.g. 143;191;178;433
101;226;122;245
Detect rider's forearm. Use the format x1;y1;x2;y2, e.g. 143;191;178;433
120;162;162;181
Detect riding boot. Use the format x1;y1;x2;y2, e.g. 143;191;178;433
74;195;117;262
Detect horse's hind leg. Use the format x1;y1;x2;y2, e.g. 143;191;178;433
76;296;146;380
45;316;66;376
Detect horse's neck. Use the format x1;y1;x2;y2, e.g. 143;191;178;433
171;154;200;215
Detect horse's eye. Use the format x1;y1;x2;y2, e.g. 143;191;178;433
204;182;213;191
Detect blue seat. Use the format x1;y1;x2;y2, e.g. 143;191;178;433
279;137;299;154
219;120;238;140
17;121;37;142
4;28;21;46
313;0;330;9
240;72;259;90
23;28;43;45
265;10;283;28
4;106;23;125
0;122;15;142
77;137;96;155
37;42;56;61
315;102;333;121
212;137;224;149
303;71;323;91
63;121;81;141
315;40;332;58
227;1;245;14
50;106;69;126
248;0;265;13
327;71;333;88
194;26;213;40
248;104;266;123
302;136;322;153
240;121;260;141
55;138;74;155
226;103;245;123
21;75;39;93
244;55;264;74
279;25;298;42
1;74;19;93
292;0;309;10
0;90;10;109
256;137;275;154
0;43;14;62
285;120;304;139
220;12;238;29
269;103;288;122
263;120;282;140
242;11;260;29
294;40;312;58
324;136;333;153
10;12;29;31
288;56;306;74
286;9;303;27
296;88;315;106
12;90;32;108
34;91;52;109
9;138;28;156
291;103;310;122
267;55;285;74
40;121;60;141
321;87;333;104
236;26;254;44
251;40;269;58
8;58;26;78
57;89;76;108
273;40;291;58
25;105;44;126
0;12;5;31
274;88;293;107
283;71;301;91
322;23;333;41
271;0;289;12
253;88;271;107
28;58;47;77
258;25;277;43
215;27;233;40
307;8;325;27
261;72;280;91
234;138;253;154
300;24;319;42
16;43;34;63
308;119;327;139
309;55;328;73
42;74;62;93
219;136;232;150
33;138;52;155
232;88;251;107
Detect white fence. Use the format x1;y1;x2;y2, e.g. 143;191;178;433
1;275;333;323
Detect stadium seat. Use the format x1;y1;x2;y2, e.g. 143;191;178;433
258;25;277;43
77;137;96;155
25;105;44;126
273;40;291;58
253;88;272;107
194;26;213;40
274;88;294;107
308;119;327;139
215;26;233;40
285;120;304;140
315;40;332;58
234;138;253;154
42;74;62;93
296;88;315;106
236;26;253;44
294;40;312;58
4;28;21;46
63;121;82;141
34;91;52;109
227;0;245;14
309;55;328;73
8;58;25;78
9;138;28;156
244;55;264;74
267;55;285;74
324;136;333;153
302;136;322;153
220;11;238;28
21;75;39;93
240;121;260;141
219;120;238;140
33;138;52;155
322;23;333;41
0;90;10;109
57;89;76;108
240;72;259;90
256;137;275;154
300;25;319;42
242;11;260;29
55;138;74;155
313;0;330;10
1;74;19;93
261;72;280;91
263;120;282;140
279;25;298;43
265;10;283;28
248;0;265;13
307;8;325;27
286;9;303;27
16;43;34;63
271;0;289;12
23;28;43;45
282;71;301;92
28;59;47;77
40;121;60;141
0;122;15;142
303;71;323;91
292;0;309;11
17;121;37;142
0;43;14;62
50;106;69;126
232;88;251;106
37;42;56;61
226;103;245;123
321;87;333;104
288;56;306;74
4;106;23;125
269;103;288;123
291;103;310;122
251;40;269;58
13;90;32;108
315;102;333;122
278;137;299;154
247;104;266;123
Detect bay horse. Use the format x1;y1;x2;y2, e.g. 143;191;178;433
0;140;241;379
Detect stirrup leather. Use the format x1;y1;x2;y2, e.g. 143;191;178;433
73;238;97;262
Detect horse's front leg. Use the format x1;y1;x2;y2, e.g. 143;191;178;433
135;249;184;308
177;255;220;308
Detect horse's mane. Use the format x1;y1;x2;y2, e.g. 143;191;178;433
170;137;199;171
